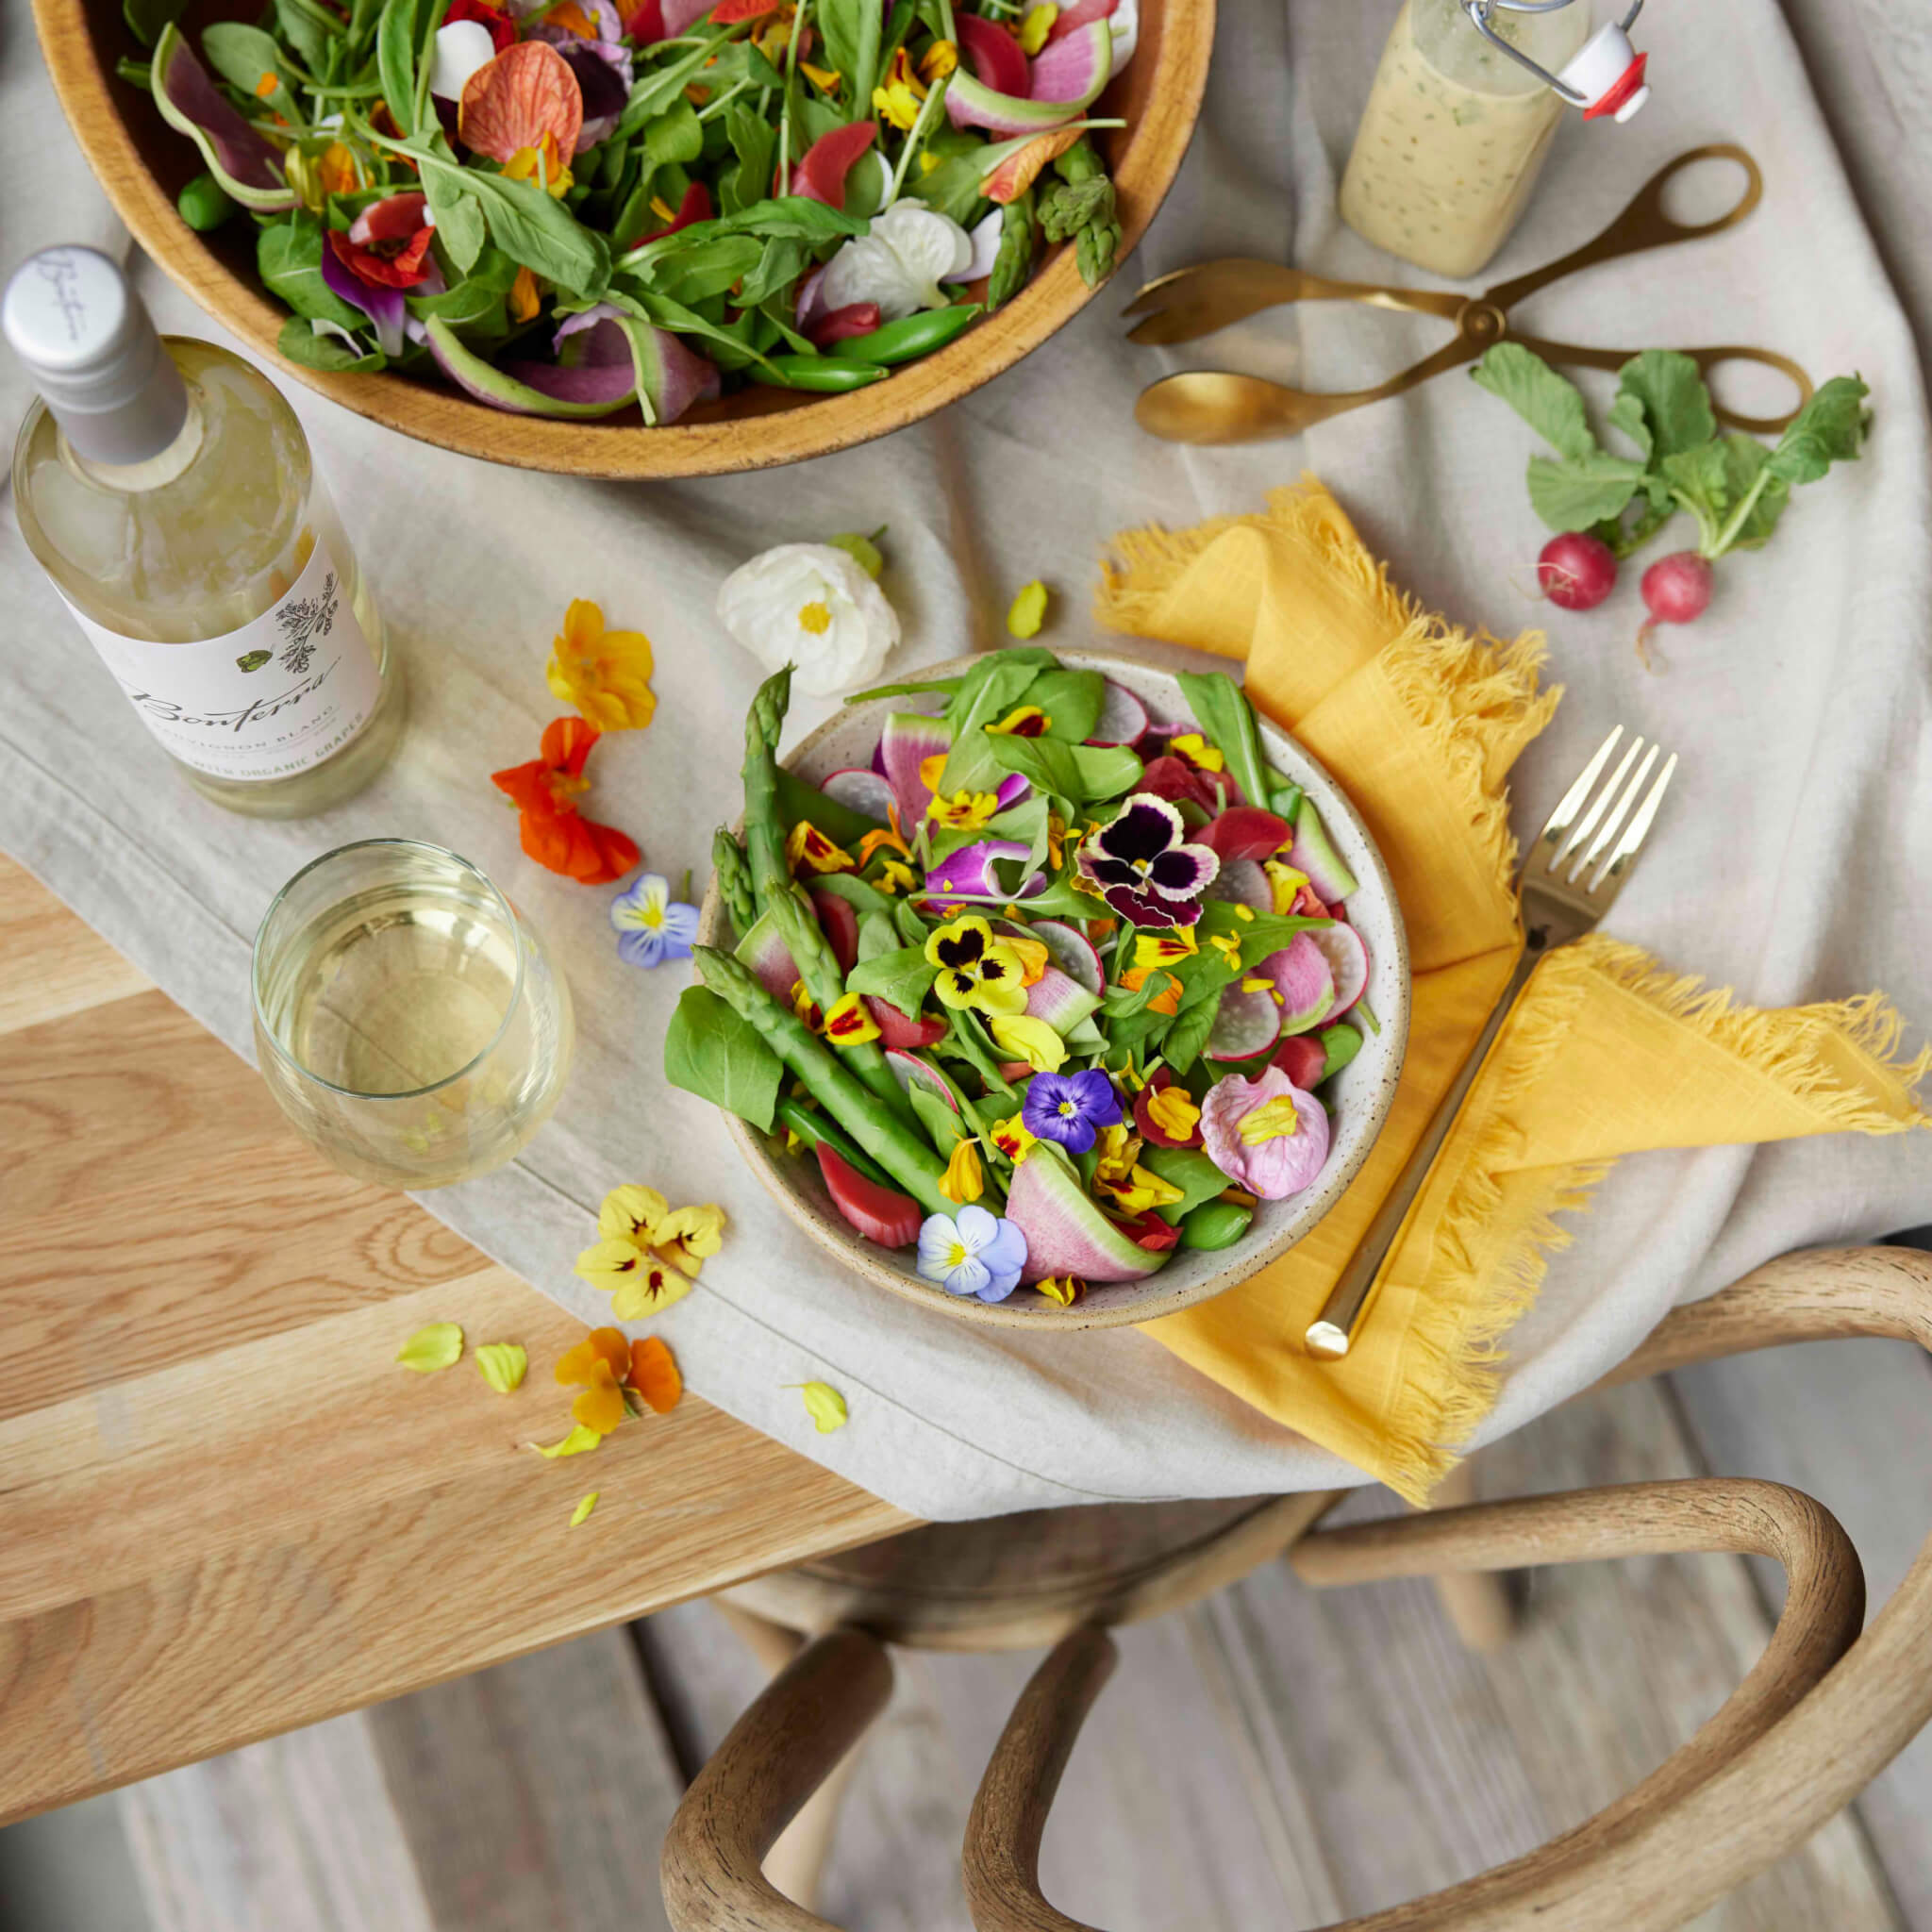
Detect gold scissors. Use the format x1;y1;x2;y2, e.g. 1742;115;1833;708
1125;144;1815;446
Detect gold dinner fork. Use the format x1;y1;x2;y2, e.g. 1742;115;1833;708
1306;726;1678;1360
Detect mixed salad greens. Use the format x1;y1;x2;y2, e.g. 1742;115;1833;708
666;652;1378;1306
126;0;1136;420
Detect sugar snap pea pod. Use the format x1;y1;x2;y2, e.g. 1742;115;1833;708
775;1095;896;1190
837;305;983;367
761;355;891;392
693;946;952;1216
742;665;792;918
712;826;758;939
1180;1199;1253;1251
987;188;1036;312
767;887;921;1129
177;171;238;232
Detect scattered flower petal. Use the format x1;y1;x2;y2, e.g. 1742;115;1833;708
628;1335;683;1413
459;40;585;165
786;821;856;874
1199;1066;1331;1199
396;1322;464;1372
546;598;657;730
570;1490;599;1525
938;1138;985;1204
1007;580;1049;639
1036;1274;1085;1307
824;991;883;1045
821;198;973;321
610;872;699;967
799;1380;849;1432
533;1422;604;1457
475;1341;529;1392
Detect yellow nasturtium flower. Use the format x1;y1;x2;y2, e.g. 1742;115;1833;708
985;1013;1068;1074
546;598;657;730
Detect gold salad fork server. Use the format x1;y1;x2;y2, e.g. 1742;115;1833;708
1306;726;1678;1360
1124;143;1815;445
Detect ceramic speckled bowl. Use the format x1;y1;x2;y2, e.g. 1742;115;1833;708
695;650;1410;1330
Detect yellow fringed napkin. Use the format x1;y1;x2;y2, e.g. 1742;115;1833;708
1102;481;1928;1503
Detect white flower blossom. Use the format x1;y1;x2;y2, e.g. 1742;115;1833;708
819;200;974;322
716;543;901;695
1108;0;1139;75
430;20;497;99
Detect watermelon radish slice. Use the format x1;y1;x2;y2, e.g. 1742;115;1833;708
820;767;895;823
808;889;860;975
955;12;1030;97
1084;679;1149;750
1023;966;1100;1034
1028;20;1113;105
1104;0;1138;75
734;907;800;1003
1025;919;1104;995
1046;0;1117;39
886;1048;958;1109
880;712;950;825
815;1142;923;1249
1203;858;1271;911
1206;985;1282;1061
1288;797;1359;904
1202;807;1291;866
1271;1033;1327;1091
1255;933;1336;1035
1303;921;1369;1016
1006;1144;1172;1285
864;996;947;1050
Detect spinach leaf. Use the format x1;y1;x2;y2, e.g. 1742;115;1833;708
856;910;898;964
274;0;335;75
1470;341;1598;461
406;245;520;333
258;213;366;328
818;0;884;114
1161;989;1221;1077
1174;670;1270;810
663;986;784;1131
1524;450;1649;532
987;735;1142;807
275;317;387;372
1022;667;1105;741
1141;1145;1230;1224
1766;374;1871;485
1614;349;1715;460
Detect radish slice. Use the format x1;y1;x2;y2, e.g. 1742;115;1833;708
886;1047;957;1108
1271;1033;1327;1091
864;996;947;1049
1206;985;1282;1060
1303;921;1369;1016
808;889;860;975
820;767;896;823
1204;858;1271;910
1046;0;1117;38
815;1142;924;1249
734;907;800;1002
1255;932;1335;1035
1201;807;1291;865
1025;919;1105;995
1084;680;1149;749
955;11;1031;96
880;712;950;826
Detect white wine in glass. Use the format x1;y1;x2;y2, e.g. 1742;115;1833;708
253;841;574;1189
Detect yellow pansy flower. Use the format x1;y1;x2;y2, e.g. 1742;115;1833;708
927;788;1001;832
1094;1162;1186;1216
924;915;1030;1016
824;991;882;1046
1168;732;1224;774
938;1139;985;1205
786;821;855;874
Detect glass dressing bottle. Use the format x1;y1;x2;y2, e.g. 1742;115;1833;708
5;246;405;818
1340;0;1653;280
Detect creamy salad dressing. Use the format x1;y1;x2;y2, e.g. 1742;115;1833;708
1340;0;1591;279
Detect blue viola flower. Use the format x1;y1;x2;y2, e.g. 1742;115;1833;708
916;1205;1028;1302
1021;1068;1124;1155
610;872;700;968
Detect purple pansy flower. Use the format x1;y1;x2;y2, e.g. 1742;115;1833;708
1022;1068;1124;1155
1075;792;1221;929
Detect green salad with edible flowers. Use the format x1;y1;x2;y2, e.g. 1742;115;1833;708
125;0;1135;423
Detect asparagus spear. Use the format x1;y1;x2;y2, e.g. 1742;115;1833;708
775;1095;896;1190
693;946;952;1216
987;188;1036;312
766;886;922;1128
1039;139;1121;288
742;665;793;918
712;826;758;939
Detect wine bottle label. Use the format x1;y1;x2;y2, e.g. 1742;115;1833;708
58;539;383;782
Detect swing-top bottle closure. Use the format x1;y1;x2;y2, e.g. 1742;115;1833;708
1461;0;1653;123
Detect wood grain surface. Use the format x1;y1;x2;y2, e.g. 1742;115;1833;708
0;854;911;1828
31;0;1214;479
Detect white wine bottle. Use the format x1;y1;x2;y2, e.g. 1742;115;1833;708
4;246;405;817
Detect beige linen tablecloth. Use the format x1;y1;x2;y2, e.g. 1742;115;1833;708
2;0;1927;1517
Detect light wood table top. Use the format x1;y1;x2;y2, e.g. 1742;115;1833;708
0;855;912;1827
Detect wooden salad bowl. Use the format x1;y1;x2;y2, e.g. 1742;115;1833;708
695;650;1413;1330
34;0;1213;479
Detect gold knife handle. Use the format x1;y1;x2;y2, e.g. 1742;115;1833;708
1305;941;1541;1360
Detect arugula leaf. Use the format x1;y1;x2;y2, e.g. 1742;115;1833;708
664;986;784;1131
201;22;299;111
738;235;812;308
1614;349;1716;461
846;945;940;1016
1470;342;1598;461
124;0;188;50
1766;375;1871;485
1174;671;1270;809
649;234;765;305
612;282;785;377
406;245;520;333
1524;450;1649;533
275;317;386;373
818;0;885;113
258;213;364;328
641;99;705;170
938;657;1046;792
274;0;335;75
418;132;487;274
722;101;779;217
377;0;417;131
412;154;609;298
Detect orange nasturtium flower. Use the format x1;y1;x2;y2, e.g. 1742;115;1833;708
509;264;542;325
554;1327;685;1433
545;598;657;731
491;718;641;884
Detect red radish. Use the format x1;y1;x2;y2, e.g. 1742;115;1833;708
1203;858;1271;911
791;120;877;209
1271;1033;1327;1091
808;303;882;346
1205;985;1281;1061
815;1143;924;1249
1641;551;1713;626
955;13;1030;96
819;766;896;821
1301;921;1369;1016
1537;532;1617;611
863;995;946;1049
808;890;859;974
1201;806;1291;865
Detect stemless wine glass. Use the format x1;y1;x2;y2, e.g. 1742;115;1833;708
252;839;575;1189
